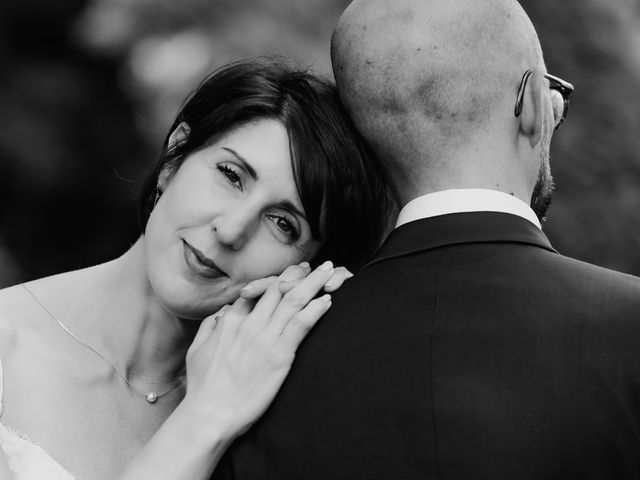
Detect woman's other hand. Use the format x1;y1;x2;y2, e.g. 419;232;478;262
183;261;337;440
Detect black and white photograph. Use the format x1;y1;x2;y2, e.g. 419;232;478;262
1;0;640;478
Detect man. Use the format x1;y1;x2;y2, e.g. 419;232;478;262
213;0;640;478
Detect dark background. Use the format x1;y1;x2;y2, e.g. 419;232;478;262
1;0;640;288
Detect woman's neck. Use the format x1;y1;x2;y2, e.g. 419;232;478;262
99;238;196;383
37;238;196;386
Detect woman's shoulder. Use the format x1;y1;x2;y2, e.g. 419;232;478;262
0;277;68;358
0;284;26;359
0;268;102;356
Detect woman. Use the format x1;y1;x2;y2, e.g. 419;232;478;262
0;58;392;479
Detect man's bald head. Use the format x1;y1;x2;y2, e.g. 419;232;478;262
332;0;548;202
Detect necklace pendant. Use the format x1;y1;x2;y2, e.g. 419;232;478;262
145;392;158;403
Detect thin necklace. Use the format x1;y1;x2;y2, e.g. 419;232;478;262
22;284;185;404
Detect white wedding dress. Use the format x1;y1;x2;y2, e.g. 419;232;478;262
0;358;78;480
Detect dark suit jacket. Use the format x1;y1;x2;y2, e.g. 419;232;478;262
214;212;640;480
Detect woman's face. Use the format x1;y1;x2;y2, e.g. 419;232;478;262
144;119;322;320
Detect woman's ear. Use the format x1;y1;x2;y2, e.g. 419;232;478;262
157;165;173;193
168;122;191;152
158;122;191;193
518;67;545;148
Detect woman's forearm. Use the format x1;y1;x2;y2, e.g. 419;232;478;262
118;400;235;480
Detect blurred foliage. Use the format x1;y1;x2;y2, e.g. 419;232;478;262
523;0;640;274
1;0;640;288
0;0;148;286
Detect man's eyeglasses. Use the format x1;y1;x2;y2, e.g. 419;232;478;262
514;68;574;130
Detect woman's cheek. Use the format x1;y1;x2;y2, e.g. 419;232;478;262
240;244;306;280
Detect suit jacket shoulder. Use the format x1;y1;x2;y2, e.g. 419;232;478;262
215;213;640;480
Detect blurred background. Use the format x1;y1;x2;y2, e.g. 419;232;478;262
1;0;640;287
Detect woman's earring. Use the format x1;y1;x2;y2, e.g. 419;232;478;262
153;187;161;207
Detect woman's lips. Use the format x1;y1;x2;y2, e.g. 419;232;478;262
182;240;227;279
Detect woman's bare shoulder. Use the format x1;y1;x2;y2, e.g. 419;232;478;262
0;284;26;358
0;279;62;355
0;270;97;355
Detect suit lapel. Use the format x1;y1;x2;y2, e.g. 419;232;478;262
366;212;558;268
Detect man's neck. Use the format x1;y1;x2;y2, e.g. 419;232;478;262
395;188;541;229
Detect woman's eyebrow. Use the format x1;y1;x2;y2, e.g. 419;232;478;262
221;146;307;222
278;199;307;221
221;147;259;180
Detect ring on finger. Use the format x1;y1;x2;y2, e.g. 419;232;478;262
212;305;230;327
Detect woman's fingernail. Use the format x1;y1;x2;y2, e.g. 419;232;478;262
321;294;332;303
299;261;310;269
240;283;252;292
319;261;333;271
346;272;354;279
324;279;335;289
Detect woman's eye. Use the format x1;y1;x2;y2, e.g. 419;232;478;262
269;215;300;242
276;217;293;233
217;164;242;189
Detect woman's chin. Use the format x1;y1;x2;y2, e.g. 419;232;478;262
154;283;240;321
162;301;226;322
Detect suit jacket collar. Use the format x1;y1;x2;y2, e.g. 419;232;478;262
366;212;558;268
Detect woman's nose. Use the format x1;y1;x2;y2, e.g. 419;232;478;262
211;208;257;251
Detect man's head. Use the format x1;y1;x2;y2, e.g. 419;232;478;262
332;0;570;219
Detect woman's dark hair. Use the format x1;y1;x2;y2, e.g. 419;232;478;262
139;57;393;270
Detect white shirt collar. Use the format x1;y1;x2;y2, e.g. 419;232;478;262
395;189;542;230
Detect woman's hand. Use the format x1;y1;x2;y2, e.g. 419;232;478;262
183;261;341;440
238;262;353;298
118;261;349;480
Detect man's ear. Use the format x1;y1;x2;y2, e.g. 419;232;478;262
518;68;545;148
168;122;191;152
